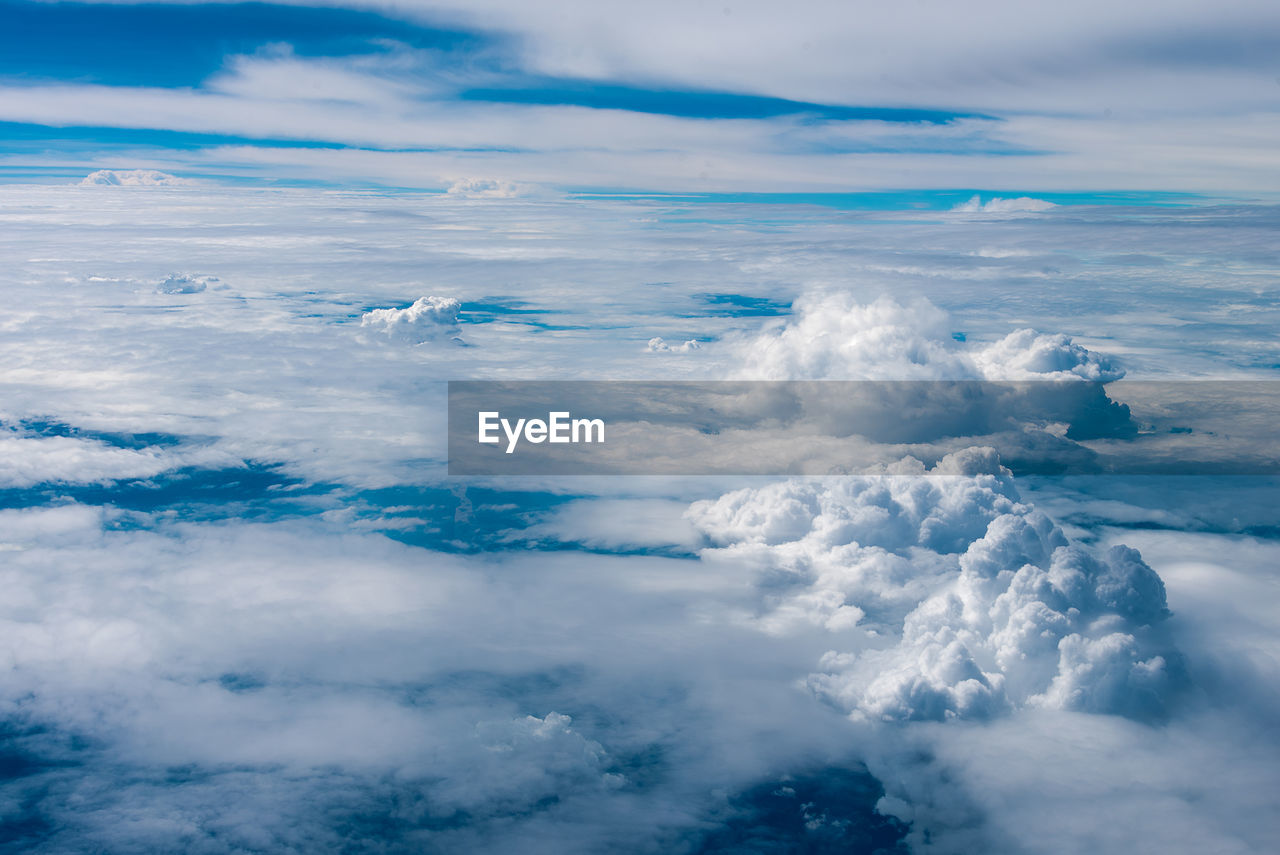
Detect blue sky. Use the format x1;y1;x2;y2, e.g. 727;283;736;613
1;0;1277;195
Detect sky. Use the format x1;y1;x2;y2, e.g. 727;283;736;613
1;3;1280;855
1;0;1279;194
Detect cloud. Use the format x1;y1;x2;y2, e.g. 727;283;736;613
0;425;238;489
733;293;1122;383
80;168;187;186
646;336;701;353
972;327;1123;381
0;435;173;488
360;295;463;344
952;194;1057;214
733;295;968;380
446;177;527;198
688;447;1179;722
156;273;219;294
0;181;1275;853
400;0;1280;117
0;4;1276;196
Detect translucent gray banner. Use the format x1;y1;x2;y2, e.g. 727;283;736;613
447;380;1280;476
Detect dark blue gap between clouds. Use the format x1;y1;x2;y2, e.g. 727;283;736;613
0;0;482;88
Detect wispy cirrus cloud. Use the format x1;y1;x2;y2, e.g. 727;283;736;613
1;0;1277;192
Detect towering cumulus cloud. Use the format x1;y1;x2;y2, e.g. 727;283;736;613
734;293;1122;382
695;294;1175;723
360;295;463;344
689;449;1177;723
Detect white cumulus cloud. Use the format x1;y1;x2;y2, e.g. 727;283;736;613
156;273;220;294
688;447;1177;722
647;336;701;353
360;295;463;344
952;195;1057;214
734;293;1121;382
446;178;526;198
80;169;188;187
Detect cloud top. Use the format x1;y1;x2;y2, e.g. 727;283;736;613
156;273;219;294
647;336;701;353
81;169;187;186
360;295;463;344
446;178;525;198
689;448;1177;722
952;195;1057;214
735;294;1122;382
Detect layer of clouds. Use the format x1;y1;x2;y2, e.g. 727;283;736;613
1;2;1277;192
0;426;238;489
446;177;528;198
405;0;1280;114
0;505;865;853
0;184;1275;852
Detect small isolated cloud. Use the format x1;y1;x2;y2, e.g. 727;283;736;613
688;447;1179;722
81;169;188;187
360;295;463;344
647;336;701;353
445;178;525;198
952;195;1057;214
156;273;219;295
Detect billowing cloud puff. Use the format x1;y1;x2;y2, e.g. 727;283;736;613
81;169;187;187
735;295;967;380
973;328;1123;381
647;336;701;353
952;195;1057;214
687;448;1177;722
156;273;220;294
735;293;1122;383
446;178;524;198
360;296;463;344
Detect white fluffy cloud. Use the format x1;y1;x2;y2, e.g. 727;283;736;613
80;169;187;186
646;336;701;353
0;428;237;489
689;447;1177;722
156;273;220;294
0;435;173;488
0;183;1275;853
360;295;463;344
446;178;527;198
952;195;1057;214
734;293;1123;382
